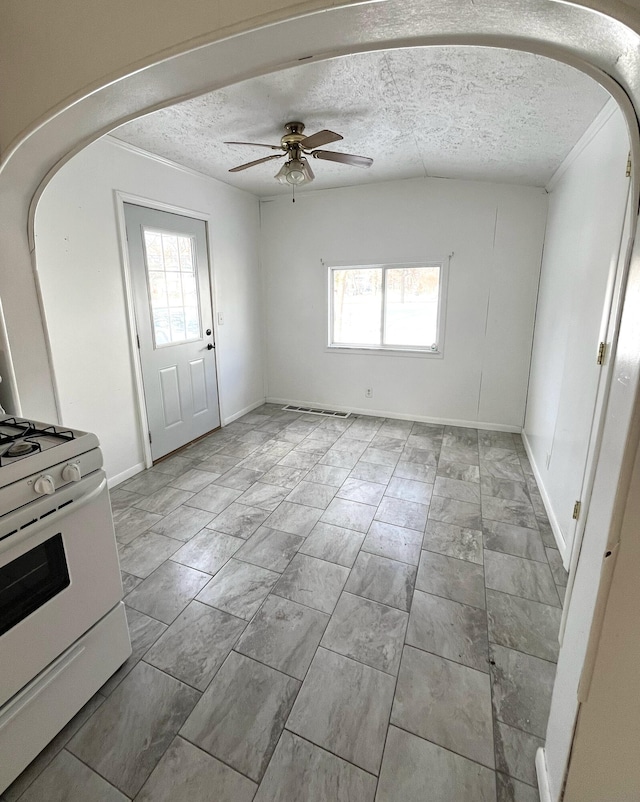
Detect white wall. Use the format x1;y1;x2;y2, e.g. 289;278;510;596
524;103;630;557
261;177;547;429
34;137;263;484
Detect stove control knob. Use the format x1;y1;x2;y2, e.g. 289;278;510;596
34;474;56;495
62;463;82;482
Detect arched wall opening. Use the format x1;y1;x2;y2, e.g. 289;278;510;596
2;3;640;800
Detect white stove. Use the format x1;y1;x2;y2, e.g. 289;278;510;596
0;416;131;792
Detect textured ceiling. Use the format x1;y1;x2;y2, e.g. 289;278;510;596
112;47;609;196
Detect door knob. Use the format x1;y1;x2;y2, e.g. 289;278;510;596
206;328;212;336
207;343;214;350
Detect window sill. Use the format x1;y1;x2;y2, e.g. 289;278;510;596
326;345;444;359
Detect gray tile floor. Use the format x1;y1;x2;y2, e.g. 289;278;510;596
4;407;568;802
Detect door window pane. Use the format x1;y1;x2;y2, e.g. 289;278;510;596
153;308;171;345
181;274;198;306
170;309;186;342
162;235;180;270
143;229;202;347
166;274;183;307
185;307;200;339
144;232;163;267
179;238;193;270
332;268;382;345
148;272;168;307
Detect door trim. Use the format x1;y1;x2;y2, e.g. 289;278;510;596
114;191;223;468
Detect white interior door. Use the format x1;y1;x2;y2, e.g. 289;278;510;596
545;173;631;562
124;203;220;460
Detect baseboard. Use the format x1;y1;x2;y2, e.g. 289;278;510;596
107;462;146;488
222;397;267;426
521;431;567;559
535;748;553;802
266;397;522;433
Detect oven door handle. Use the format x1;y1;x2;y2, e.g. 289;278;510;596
0;472;108;556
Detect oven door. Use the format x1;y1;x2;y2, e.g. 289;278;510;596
0;470;123;706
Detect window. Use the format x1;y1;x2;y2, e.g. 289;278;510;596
143;228;202;347
329;262;445;353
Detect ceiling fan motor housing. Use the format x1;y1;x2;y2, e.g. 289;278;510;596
281;122;307;151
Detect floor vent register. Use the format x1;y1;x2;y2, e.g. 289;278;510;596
282;405;351;418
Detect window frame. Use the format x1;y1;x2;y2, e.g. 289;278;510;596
326;260;448;358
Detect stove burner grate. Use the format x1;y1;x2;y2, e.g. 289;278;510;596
0;418;77;466
40;426;75;442
0;418;35;445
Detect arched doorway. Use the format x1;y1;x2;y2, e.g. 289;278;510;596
2;3;640;799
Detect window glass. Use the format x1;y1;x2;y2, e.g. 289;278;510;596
332;268;382;345
143;229;202;347
385;266;440;347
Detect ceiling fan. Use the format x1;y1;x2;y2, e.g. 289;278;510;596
225;122;373;186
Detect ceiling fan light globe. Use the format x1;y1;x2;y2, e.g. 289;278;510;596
285;158;308;185
286;168;306;185
275;163;290;184
274;155;314;186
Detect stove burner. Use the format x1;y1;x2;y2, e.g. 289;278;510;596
6;441;39;457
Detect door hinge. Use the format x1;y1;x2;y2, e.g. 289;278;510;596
626;152;632;177
136;334;141;350
597;341;606;365
572;500;581;520
148;431;152;444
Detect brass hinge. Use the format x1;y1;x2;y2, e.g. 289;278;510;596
573;500;581;520
597;341;606;365
626;152;632;177
148;431;152;444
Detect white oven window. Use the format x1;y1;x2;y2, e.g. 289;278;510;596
0;534;70;636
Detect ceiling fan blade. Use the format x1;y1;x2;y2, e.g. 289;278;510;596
299;129;343;150
312;150;373;168
229;153;284;172
224;141;282;150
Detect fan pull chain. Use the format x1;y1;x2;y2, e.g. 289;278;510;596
292;184;296;203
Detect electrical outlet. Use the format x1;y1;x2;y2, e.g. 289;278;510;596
365;388;373;398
